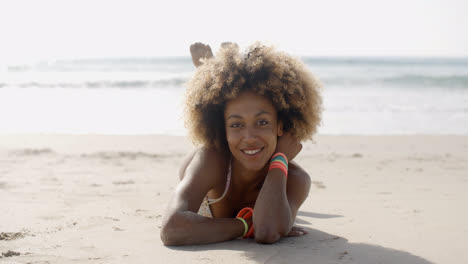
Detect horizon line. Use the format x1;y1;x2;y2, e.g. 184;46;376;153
3;54;468;64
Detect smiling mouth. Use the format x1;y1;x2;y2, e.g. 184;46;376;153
242;147;264;156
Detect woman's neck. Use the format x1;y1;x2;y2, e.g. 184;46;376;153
230;158;269;191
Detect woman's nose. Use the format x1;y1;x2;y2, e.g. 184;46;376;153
242;126;257;141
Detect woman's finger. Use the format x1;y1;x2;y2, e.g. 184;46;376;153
286;226;308;237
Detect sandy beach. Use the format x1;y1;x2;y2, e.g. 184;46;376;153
1;134;467;264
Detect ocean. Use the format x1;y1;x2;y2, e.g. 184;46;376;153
1;57;467;135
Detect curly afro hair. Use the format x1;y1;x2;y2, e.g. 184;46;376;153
184;42;322;150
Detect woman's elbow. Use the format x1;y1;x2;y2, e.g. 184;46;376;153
160;215;186;246
254;227;282;244
253;217;291;244
160;222;178;246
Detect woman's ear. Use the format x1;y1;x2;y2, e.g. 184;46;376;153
277;120;284;137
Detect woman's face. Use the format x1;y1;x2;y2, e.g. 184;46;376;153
224;91;283;171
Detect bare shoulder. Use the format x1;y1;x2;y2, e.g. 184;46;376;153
288;161;311;187
162;146;230;235
286;161;311;210
179;146;230;188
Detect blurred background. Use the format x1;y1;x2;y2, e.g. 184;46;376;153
1;0;467;135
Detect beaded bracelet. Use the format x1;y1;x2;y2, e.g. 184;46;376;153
269;152;288;178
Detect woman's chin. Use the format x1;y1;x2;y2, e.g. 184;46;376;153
237;148;271;171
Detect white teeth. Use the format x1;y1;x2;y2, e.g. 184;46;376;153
243;148;261;155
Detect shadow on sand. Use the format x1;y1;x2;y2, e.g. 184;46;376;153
169;212;433;264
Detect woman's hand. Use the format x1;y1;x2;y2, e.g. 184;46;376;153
275;132;302;161
285;226;308;237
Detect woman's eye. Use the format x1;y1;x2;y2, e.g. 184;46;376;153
230;123;242;128
258;120;268;126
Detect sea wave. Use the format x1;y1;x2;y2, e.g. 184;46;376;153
322;74;468;88
3;56;468;89
6;57;193;72
0;78;188;89
382;74;468;87
2;74;468;89
303;57;468;66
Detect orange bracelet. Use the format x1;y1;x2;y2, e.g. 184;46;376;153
236;207;254;238
269;152;288;178
269;163;288;177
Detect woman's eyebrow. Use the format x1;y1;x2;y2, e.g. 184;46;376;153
227;114;242;120
227;111;272;120
256;110;272;117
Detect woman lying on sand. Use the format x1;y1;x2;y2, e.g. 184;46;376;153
161;42;322;245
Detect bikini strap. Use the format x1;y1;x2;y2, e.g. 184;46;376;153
207;161;232;205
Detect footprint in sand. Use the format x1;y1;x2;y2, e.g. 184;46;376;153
104;217;120;222
338;251;350;260
112;180;135;185
311;181;326;189
10;148;54;156
1;250;21;258
0;232;25;241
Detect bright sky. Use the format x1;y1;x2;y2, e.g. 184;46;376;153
1;0;467;62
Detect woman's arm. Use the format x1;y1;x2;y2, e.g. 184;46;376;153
252;133;311;244
160;147;246;246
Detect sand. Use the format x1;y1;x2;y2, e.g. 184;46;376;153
0;134;467;264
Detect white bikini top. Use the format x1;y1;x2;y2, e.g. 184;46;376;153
207;163;232;205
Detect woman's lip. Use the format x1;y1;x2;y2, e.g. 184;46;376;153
242;147;263;151
241;147;264;157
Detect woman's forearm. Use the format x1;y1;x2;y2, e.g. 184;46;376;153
161;211;245;246
253;170;293;243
